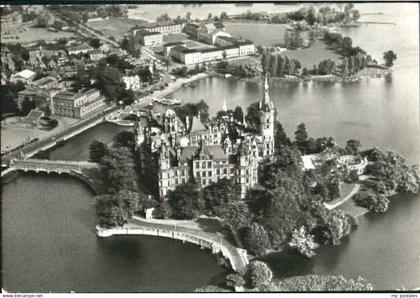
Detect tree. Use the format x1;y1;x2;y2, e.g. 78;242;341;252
310;204;352;245
274;121;290;151
345;139;361;155
95;190;141;227
265;274;373;291
354;191;389;213
305;6;317;25
203;178;239;216
289;226;319;257
294;123;308;153
88;38;101;49
246;261;273;289
233;106;244;123
215;201;251;230
245;102;261;132
317;59;336;75
383;50;397;68
89;140;109;163
20;97;36;116
167;182;204;219
220;12;229;21
113;131;135;149
225;273;245;289
99;147;137;193
244;222;271;256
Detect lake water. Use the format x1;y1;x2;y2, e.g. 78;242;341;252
2;173;228;292
2;3;419;292
49;122;129;161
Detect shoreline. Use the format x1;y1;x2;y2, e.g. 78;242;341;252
96;216;249;273
211;69;392;85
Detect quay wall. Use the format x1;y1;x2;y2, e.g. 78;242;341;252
96;225;248;272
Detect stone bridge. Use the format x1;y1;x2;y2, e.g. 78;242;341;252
1;159;99;177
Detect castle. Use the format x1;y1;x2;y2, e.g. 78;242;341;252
135;75;275;199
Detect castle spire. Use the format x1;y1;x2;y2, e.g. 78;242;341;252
260;73;273;110
222;97;227;112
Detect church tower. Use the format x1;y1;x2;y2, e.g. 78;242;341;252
259;74;275;157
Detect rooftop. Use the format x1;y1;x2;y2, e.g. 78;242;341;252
12;69;36;80
202;145;228;161
190;116;206;132
33;76;55;86
136;30;162;36
164;41;186;47
179;146;199;162
53;90;83;101
68;43;92;52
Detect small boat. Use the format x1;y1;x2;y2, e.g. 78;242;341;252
224;74;232;78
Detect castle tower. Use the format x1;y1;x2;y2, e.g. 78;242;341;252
222;98;227;112
259;74;275;157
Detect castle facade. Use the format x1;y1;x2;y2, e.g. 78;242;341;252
136;75;275;199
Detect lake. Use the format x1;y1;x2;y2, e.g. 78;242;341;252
2;3;419;292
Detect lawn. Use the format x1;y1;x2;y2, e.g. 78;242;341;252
87;17;148;41
279;40;343;69
224;22;288;46
1;26;75;45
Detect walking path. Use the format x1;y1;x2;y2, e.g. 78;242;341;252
324;184;361;210
96;215;249;272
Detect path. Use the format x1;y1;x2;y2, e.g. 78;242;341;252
324;183;361;210
97;215;249;272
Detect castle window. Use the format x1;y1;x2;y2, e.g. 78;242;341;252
208;171;212;177
202;162;206;168
195;162;200;168
207;161;212;167
216;169;220;175
203;171;206;177
223;168;227;174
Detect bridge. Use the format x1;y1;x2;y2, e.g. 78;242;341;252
1;159;99;177
97;216;249;272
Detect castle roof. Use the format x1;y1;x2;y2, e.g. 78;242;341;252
179;146;199;162
190;116;206;133
202;145;228;161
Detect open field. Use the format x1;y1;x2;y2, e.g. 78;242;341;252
1;25;75;45
87;17;148;41
280;40;343;69
224;22;288;46
1;116;78;153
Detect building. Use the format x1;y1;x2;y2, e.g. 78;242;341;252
32;76;58;89
67;43;93;55
89;50;105;61
136;75;276;198
133;22;184;36
163;42;186;56
182;22;200;37
135;30;163;46
17;88;49;111
10;69;37;85
52;89;107;118
170;42;254;65
0;11;22;32
197;22;230;45
123;75;141;91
